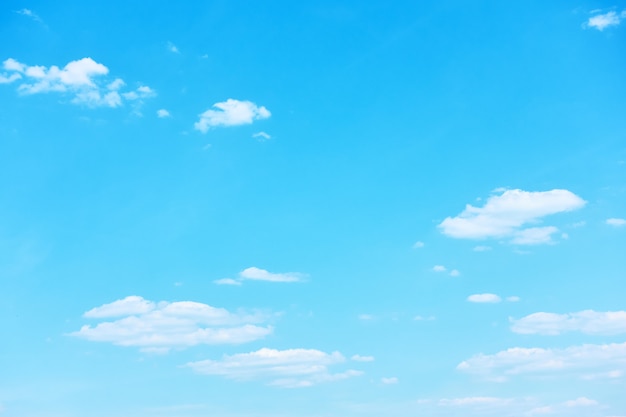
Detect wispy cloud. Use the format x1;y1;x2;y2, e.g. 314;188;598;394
166;41;180;54
0;57;155;108
381;377;398;384
467;293;502;303
351;354;374;362
585;10;626;31
15;8;43;24
71;296;272;352
438;189;585;245
252;131;271;140
194;99;271;133
186;348;362;388
510;310;626;335
606;218;626;227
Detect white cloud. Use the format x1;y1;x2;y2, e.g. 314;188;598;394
358;314;374;321
351;354;374;362
438;189;586;245
473;245;492;252
432;265;447;272
167;41;180;53
607;218;626;227
252;131;271;140
563;397;598;407
413;241;425;248
414;315;436;321
239;267;304;283
381;377;398;384
186;348;362;388
506;296;520;302
71;296;272;351
510;310;626;335
457;341;626;380
467;293;502;303
194;99;271;133
16;8;43;23
586;11;623;31
157;109;171;118
0;57;155;108
449;269;460;277
213;278;242;286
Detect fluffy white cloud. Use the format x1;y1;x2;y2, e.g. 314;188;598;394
0;57;155;108
438;189;586;245
586;11;625;31
157;109;171;118
510;310;626;335
467;294;502;303
71;296;271;351
381;377;399;384
432;265;446;272
239;267;304;283
194;99;271;133
351;354;374;362
186;348;362;388
457;341;626;380
607;218;626;227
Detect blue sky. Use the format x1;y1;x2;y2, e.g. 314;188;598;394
1;1;626;416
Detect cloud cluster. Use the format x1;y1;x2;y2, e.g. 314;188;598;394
186;348;362;388
585;10;626;31
214;267;306;285
194;99;270;133
438;189;585;245
71;296;272;352
0;57;155;108
510;310;626;335
457;341;626;380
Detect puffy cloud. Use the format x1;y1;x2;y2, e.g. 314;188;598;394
351;354;374;362
457;341;626;380
381;377;399;384
186;348;362;388
0;57;155;108
467;294;502;303
194;99;270;133
157;109;171;118
510;310;626;335
239;266;304;283
607;218;626;227
71;296;271;351
585;11;625;31
438;189;585;245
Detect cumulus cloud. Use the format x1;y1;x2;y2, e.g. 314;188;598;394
186;348;362;388
0;57;155;108
467;294;502;303
438;189;585;245
457;341;626;380
607;218;626;227
432;265;446;272
194;99;270;133
157;109;171;118
71;296;272;351
585;11;625;31
510;310;626;335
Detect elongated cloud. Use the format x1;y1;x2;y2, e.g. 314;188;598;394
510;310;626;335
186;348;362;388
71;296;272;352
194;99;270;133
585;11;626;31
438;189;585;245
0;57;155;108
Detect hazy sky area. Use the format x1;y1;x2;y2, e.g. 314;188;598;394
1;1;625;416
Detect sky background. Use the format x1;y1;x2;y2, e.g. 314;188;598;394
1;1;626;416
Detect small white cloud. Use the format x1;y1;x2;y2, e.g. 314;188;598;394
510;310;626;335
412;241;425;249
186;348;362;388
607;218;626;227
414;315;436;321
213;278;242;286
473;245;492;252
438;189;586;245
563;397;598;407
167;41;180;54
16;8;43;23
194;99;271;133
351;354;374;362
506;296;521;302
157;109;171;118
449;269;460;277
71;296;271;350
586;11;623;31
381;377;398;384
358;314;374;321
467;293;502;303
239;267;304;283
432;265;446;272
107;78;125;91
252;131;271;140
